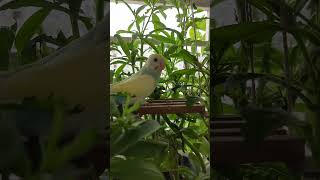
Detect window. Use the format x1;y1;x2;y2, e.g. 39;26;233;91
110;0;210;72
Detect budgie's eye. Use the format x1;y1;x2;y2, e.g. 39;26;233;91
154;58;158;62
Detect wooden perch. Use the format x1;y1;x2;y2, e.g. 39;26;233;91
137;99;206;116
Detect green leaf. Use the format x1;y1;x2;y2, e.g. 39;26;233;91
0;0;92;29
122;140;167;159
111;120;161;156
114;34;131;57
181;127;199;139
152;14;160;22
171;49;198;66
111;158;165;180
136;4;147;15
210;21;280;46
114;63;127;78
148;28;184;42
128;22;135;31
15;7;51;52
136;15;147;30
149;34;175;44
186;95;201;107
43;129;100;171
171;69;197;79
164;45;178;57
142;38;160;54
116;30;134;34
0;0;60;11
152;14;166;29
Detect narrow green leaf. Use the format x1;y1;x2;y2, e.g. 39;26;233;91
114;34;131;57
114;63;127;78
111;158;165;180
149;34;175;44
122;140;167;159
211;21;281;45
0;0;92;29
136;4;147;15
15;7;51;52
142;38;160;54
171;49;198;66
171;69;197;79
111;120;161;156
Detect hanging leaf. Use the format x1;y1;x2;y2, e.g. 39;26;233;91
171;69;197;80
136;4;147;15
114;63;127;78
15;7;51;52
111;120;161;156
114;34;131;58
0;0;93;29
152;14;166;29
149;34;175;44
164;45;178;57
110;158;165;180
0;0;62;11
122;140;167;159
186;95;202;107
210;21;281;45
171;49;199;66
141;38;160;54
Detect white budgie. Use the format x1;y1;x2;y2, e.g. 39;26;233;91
110;54;165;107
0;16;109;137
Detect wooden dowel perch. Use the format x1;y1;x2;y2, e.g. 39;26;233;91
137;99;206;116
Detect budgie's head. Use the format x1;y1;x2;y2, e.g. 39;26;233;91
145;54;165;73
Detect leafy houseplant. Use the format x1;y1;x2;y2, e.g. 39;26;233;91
0;0;108;179
210;0;320;178
110;0;210;179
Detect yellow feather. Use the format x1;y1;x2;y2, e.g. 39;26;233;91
110;74;156;99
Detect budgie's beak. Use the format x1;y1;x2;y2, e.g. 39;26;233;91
159;62;165;71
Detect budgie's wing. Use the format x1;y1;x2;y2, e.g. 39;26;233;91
110;74;156;100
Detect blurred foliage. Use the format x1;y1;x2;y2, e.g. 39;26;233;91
110;0;209;179
0;96;101;179
210;0;320;179
0;0;107;179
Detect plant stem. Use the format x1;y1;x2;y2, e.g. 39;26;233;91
162;115;207;173
68;0;82;38
191;1;199;94
280;3;293;112
95;0;105;22
246;1;256;103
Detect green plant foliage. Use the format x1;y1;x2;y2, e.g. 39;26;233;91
110;0;210;179
0;1;107;179
210;0;320;178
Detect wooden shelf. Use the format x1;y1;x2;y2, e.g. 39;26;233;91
211;115;305;171
137;99;206;116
